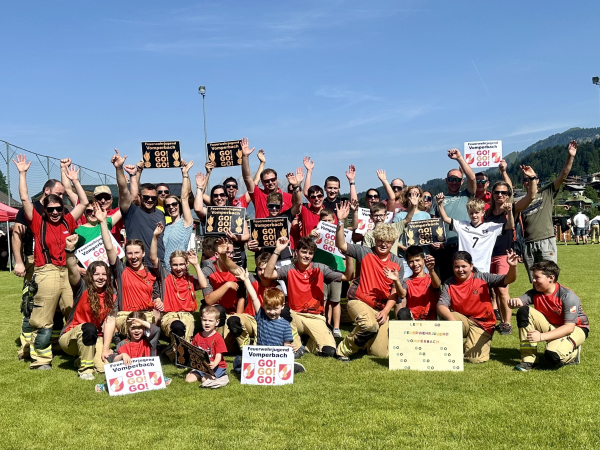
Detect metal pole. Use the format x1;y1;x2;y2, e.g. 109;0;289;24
6;142;11;207
46;156;50;178
202;93;208;161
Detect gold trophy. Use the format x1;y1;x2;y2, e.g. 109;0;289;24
407;228;415;246
143;151;151;168
206;216;214;233
235;216;243;234
209;152;216;164
281;228;288;238
236;149;242;165
252;229;258;240
436;226;444;242
172;149;180;167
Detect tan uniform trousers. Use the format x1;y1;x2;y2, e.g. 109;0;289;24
28;264;73;367
231;313;257;349
336;300;389;358
115;310;155;335
161;311;195;360
290;311;335;354
591;224;600;243
59;324;106;374
452;312;492;364
519;307;587;364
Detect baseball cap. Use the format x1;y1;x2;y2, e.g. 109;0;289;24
93;185;112;196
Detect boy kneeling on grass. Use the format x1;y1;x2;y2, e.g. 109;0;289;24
509;261;589;371
396;246;441;321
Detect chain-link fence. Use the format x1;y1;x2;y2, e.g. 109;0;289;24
0;140;116;207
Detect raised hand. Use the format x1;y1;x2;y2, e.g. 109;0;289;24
376;169;387;183
424;255;436;271
257;149;266;163
65;234;79;251
499;201;513;214
241;137;255;157
204;161;215;173
286;171;299;187
65;164;79;182
153;222;165;237
303;156;314;171
12;154;31;173
498;159;507;173
506;249;519;267
336;200;351;222
234;267;249;281
60;158;72;170
447;148;462;160
295;166;304;185
275;237;290;252
350;198;359;210
136;160;145;172
436;193;445;205
124;164;138;176
383;266;399;281
345;165;356;182
195;172;207;190
111;148;127;168
216;237;230;255
247;240;260;252
187;250;198;266
520;165;536;179
568;140;578;157
182;160;194;175
407;191;420;209
93;202;107;222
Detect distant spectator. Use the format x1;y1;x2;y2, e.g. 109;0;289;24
590;215;600;244
572;210;589;245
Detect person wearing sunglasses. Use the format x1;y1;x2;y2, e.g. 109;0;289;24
13;154;89;370
429;148;477;282
421;191;433;213
299;183;337;237
374;169;403;214
90;185;125;246
474;172;491;209
240;138;293;218
113;149;166;266
484;165;538;335
301;156;359;212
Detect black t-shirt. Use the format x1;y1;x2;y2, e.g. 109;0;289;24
323;197;341;213
485;210;513;257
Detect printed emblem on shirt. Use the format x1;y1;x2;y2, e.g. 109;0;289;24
570;305;577;313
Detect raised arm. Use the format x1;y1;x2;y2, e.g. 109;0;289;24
424;255;441;289
502;250;519;285
335;201;351;254
448;148;476;195
514;165;538;214
553;140;577;191
402;193;419;225
187;250;207;289
12;223;26;277
435;193;451;224
112;149;131;213
12;155;33;220
215;238;241;273
181;160;194;227
96;202;118;265
60;158;79;207
346;165;358;204
498;160;513;189
302;157;314;198
201;161;215;205
150;223;164;269
193;172;208;219
286;167;304;216
235;267;261;316
253;150;266;186
264;237;288;280
65;234;81;286
64;164;89;220
341;255;354;282
240;137;256;194
499;201;515;230
376;169;396;212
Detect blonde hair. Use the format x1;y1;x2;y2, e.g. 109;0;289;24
372;223;399;243
466;197;485;213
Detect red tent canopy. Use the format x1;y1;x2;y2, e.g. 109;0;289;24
0;202;18;221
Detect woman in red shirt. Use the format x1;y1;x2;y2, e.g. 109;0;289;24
60;234;116;380
14;154;89;370
96;203;162;335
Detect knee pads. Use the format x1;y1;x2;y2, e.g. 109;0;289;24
34;328;53;349
516;306;530;329
317;346;336;358
170;320;186;338
544;350;563;368
353;330;377;348
226;316;243;337
396;308;412;321
281;305;293;323
81;323;99;346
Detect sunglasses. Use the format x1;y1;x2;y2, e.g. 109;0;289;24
309;193;324;200
85;209;94;215
476;180;488;185
391;186;404;192
165;202;179;209
267;203;282;210
423;195;432;201
447;176;462;183
262;177;277;184
142;195;158;202
157;190;170;195
95;194;112;202
493;190;510;196
224;184;238;189
213;192;227;198
45;206;62;214
367;195;380;199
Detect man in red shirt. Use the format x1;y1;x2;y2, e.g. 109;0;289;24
241;137;293;218
474;172;491;210
92;185;124;244
264;236;353;357
299;184;338;237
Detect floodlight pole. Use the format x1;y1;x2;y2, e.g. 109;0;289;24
199;86;208;161
593;77;600;126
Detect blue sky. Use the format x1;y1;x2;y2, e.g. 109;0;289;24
2;1;600;193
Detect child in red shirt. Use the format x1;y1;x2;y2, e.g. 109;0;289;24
396;246;441;321
185;306;229;389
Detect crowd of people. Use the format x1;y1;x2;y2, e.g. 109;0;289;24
11;138;590;389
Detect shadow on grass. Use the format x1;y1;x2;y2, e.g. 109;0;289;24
370;357;389;368
489;347;522;367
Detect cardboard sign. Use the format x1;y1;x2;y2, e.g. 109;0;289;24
355;208;393;235
205;206;246;235
249;217;289;248
389;321;464;372
241;346;294;385
314;221;352;258
207;140;243;168
105;356;166;396
405;218;446;246
141;141;181;169
464;140;502;169
173;334;215;377
75;235;124;268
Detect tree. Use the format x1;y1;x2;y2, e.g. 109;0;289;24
584;185;599;203
0;169;7;195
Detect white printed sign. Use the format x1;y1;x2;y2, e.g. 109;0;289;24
105;356;166;396
389;321;464;372
355;208;393;235
75;235;124;268
464;140;502;169
241;346;295;385
314;221;352;258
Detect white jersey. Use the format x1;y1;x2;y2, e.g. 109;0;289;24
451;219;504;273
573;213;588;228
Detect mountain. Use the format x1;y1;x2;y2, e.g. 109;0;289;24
518;127;600;159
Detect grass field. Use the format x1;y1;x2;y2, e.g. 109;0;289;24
1;245;599;450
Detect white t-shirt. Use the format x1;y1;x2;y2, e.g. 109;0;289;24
451;219;504;273
573;213;588;228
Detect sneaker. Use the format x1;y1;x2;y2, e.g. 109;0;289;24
498;322;513;335
293;362;306;374
294;346;307;360
494;309;501;321
336;355;350;362
95;384;107;393
30;364;52;370
333;328;342;339
514;362;534;371
79;372;95;381
567;347;581;365
164;377;172;386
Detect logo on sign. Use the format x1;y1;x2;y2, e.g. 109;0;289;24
109;377;124;392
243;363;255;379
279;364;292;381
149;372;162;386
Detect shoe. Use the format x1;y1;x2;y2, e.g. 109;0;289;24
293;362;306;374
294;346;307;360
201;375;229;389
164;377;172;386
514;362;534;371
567;347;581;365
336;355;350;362
30;364;52;370
95;384;107;393
494;309;501;321
333;328;342;339
18;353;29;361
498;323;513;335
79;372;95;381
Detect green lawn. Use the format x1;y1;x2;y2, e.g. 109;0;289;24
1;246;599;449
